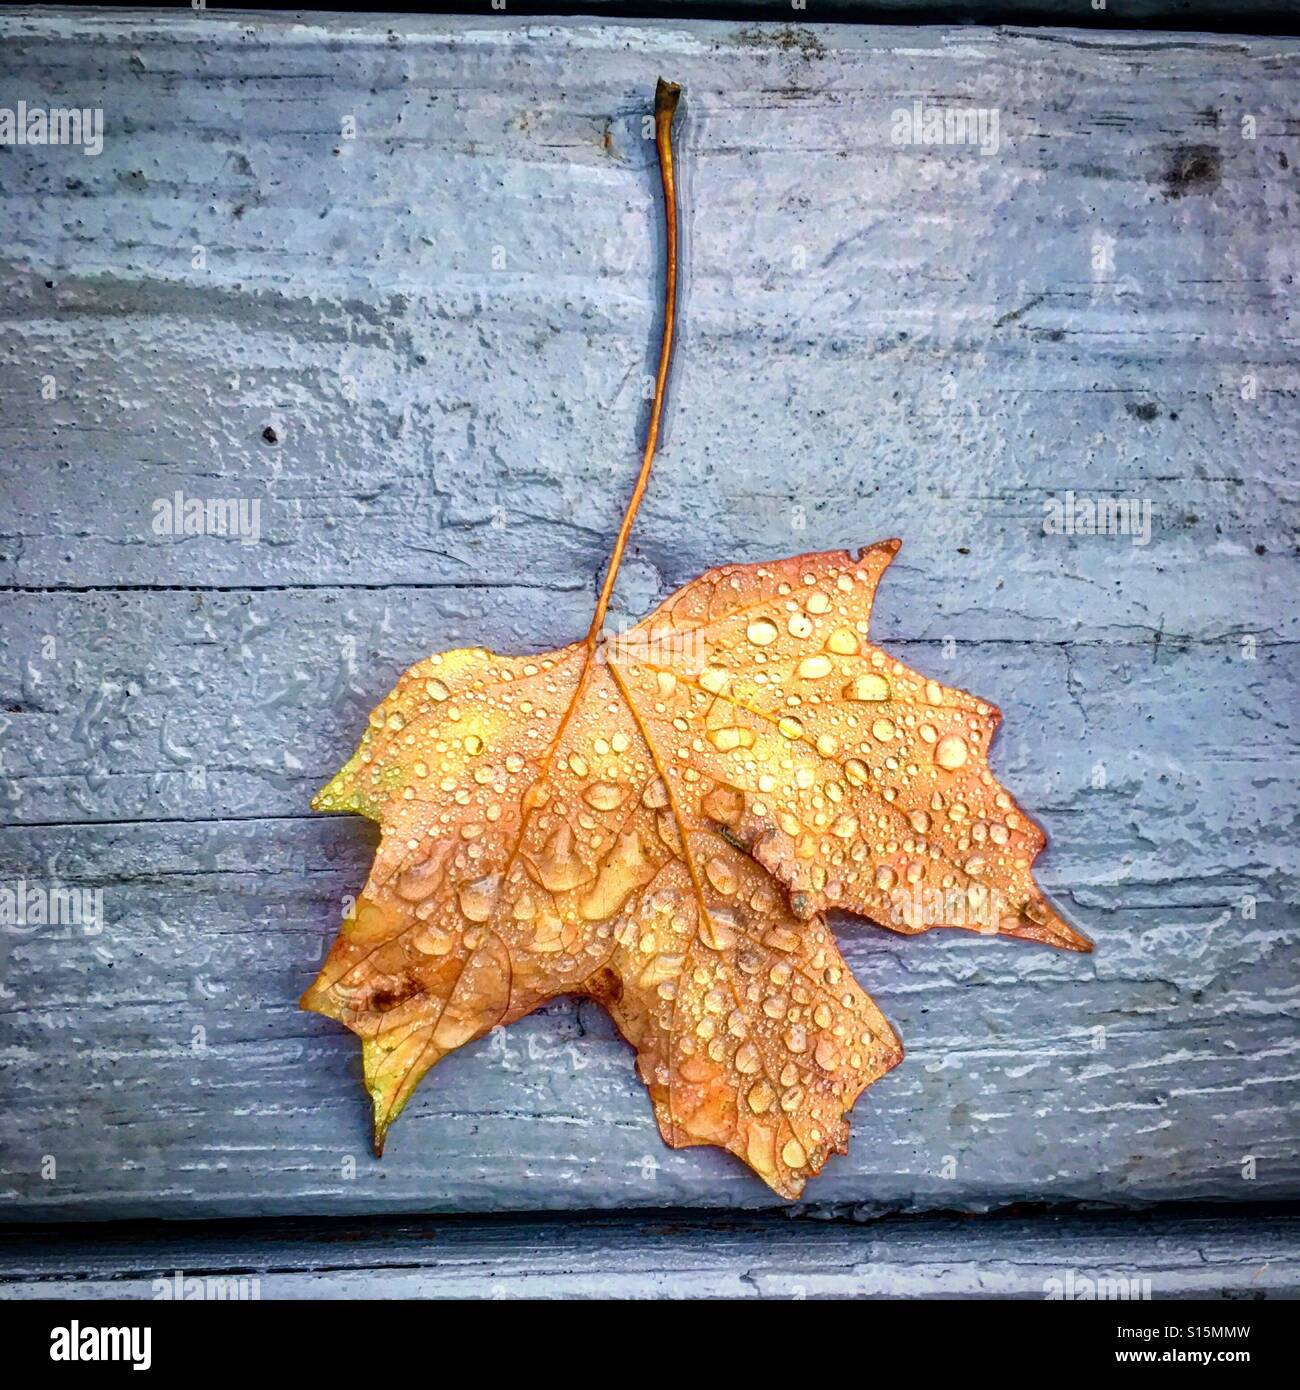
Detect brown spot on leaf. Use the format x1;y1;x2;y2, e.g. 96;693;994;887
369;979;418;1012
583;966;623;1008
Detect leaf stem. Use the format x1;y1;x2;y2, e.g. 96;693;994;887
585;77;681;648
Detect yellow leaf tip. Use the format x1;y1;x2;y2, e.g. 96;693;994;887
1029;909;1093;954
854;538;902;564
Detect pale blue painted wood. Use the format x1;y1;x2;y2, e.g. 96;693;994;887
2;1211;1297;1299
0;10;1296;1223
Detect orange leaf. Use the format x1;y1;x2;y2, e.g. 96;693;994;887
304;541;1086;1196
303;79;1087;1197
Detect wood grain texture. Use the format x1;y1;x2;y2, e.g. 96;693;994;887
0;11;1296;1224
1;1210;1296;1299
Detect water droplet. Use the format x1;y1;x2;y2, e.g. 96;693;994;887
844;758;869;786
412;925;454;956
782;1138;807;1168
700;666;729;694
700;908;739;950
701;783;745;825
704;856;738;896
909;810;930;834
735;1041;761;1075
826;628;859;655
936;735;968;770
815;1037;838;1071
457;872;501;923
641;779;670;808
709;726;755;752
463;734;483;756
747;1080;775;1114
797;654;832;679
846;673;890;702
787;614;813;638
778;716;804;740
874;864;896;891
806;591;831;615
528;822;593;892
583;782;628;811
763;926;799;953
746;617;779;647
871;718;896;742
425;679;450;701
640;953;684;988
831;814;858;839
505;753;525;773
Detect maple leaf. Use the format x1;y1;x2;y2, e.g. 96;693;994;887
305;626;902;1198
302;80;1089;1198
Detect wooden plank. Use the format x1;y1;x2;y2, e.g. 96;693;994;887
0;13;1295;620
1;656;1294;1219
1;587;1294;826
1;1211;1296;1299
0;12;1296;1221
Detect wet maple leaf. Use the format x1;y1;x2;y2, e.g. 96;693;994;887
303;81;1088;1198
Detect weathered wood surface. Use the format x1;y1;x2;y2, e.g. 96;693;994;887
0;11;1296;1224
2;1210;1296;1299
